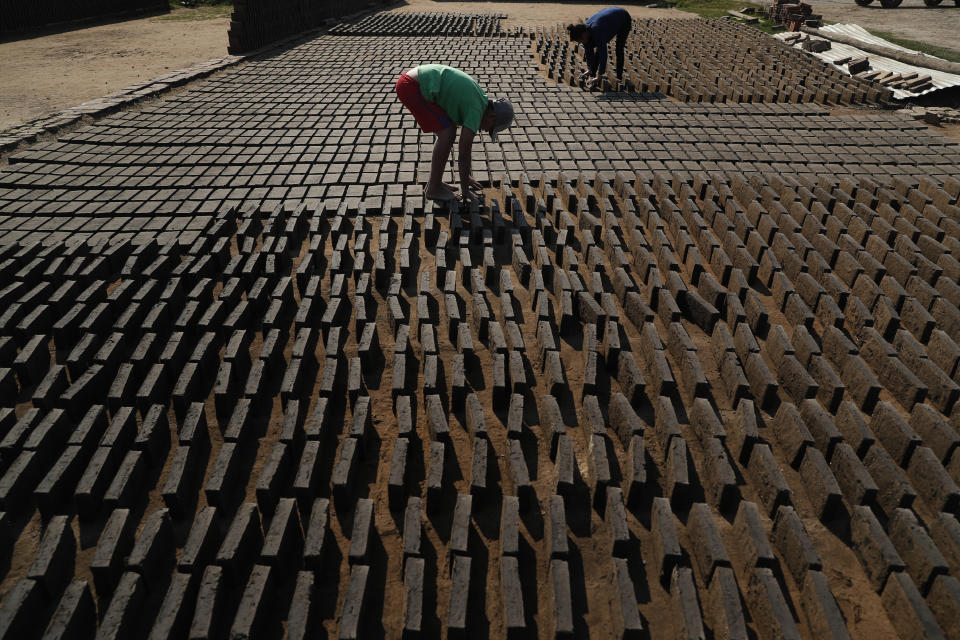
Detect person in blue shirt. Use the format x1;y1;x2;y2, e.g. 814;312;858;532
567;7;633;88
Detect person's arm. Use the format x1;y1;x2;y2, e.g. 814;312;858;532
585;43;599;77
457;126;477;200
594;38;609;77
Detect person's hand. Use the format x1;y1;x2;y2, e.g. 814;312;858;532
587;76;600;88
579;71;591;81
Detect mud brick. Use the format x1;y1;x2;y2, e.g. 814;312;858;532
908;446;960;514
850;504;906;592
205;442;244;512
148;571;195;640
599;486;629;558
443;554;474;639
88;507;136;599
731;501;776;574
173;505;218;577
13;333;50;388
0;579;55;640
796;399;840;460
26;514;75;600
606;392;641;448
648;496;683;584
0;407;40;464
728;398;761;464
765;324;795;369
777;354;819;403
397;559;426;640
741;352;776;411
23;408;71;465
213;502;263;589
125;507;175;589
504;393;524;440
668;566;706;640
908;405;957;466
689;397;725;445
830;440;879;507
286;498;329;578
928;330;960;379
748;442;792;517
902;298;936;344
34;445;88;519
331;438;359;510
913;359;960;415
463;392;487;441
495;495;520;559
385;438;410;512
547;558;575;640
254;441;291;518
773;402;815;468
43;579;96;640
401;496;423;561
881;570;944;640
870;401;921;467
426;441;445;515
840;355;882;413
802;445;845;519
213;361;239;428
344;498;375;567
704;435;740;510
886;508;948;596
97;572;145;640
689;502;732;586
103;450;147;512
580;394;605;437
927;574;960;639
545;494;570;560
745;567;802;640
357;323;381;371
623;291;654;329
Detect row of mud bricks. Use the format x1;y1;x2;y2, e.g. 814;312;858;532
1;168;959;638
533;20;893;104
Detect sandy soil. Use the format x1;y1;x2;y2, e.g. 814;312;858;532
0;7;230;130
812;0;960;50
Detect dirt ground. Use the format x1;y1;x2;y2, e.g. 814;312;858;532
812;0;960;50
0;7;230;130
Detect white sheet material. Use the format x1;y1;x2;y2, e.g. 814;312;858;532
775;23;960;99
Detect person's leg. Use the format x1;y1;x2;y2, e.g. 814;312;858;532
426;125;457;201
615;20;631;79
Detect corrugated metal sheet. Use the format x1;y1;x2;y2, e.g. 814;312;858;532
775;23;960;99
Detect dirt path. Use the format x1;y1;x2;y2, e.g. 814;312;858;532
0;7;230;130
812;0;960;50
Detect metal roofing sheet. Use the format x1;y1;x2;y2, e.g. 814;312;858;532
775;23;960;99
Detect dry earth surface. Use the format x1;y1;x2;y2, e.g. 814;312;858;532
0;7;230;131
811;0;960;50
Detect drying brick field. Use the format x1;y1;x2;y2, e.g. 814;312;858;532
0;11;959;640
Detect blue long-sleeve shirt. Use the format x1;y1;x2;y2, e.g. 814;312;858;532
584;7;631;76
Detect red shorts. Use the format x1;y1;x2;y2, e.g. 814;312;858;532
395;72;453;134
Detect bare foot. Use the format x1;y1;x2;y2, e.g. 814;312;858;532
425;183;456;202
442;182;460;192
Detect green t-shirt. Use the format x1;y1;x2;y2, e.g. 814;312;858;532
416;64;488;133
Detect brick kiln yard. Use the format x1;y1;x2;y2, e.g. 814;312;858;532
1;8;960;640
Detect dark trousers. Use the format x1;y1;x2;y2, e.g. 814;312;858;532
615;18;632;78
